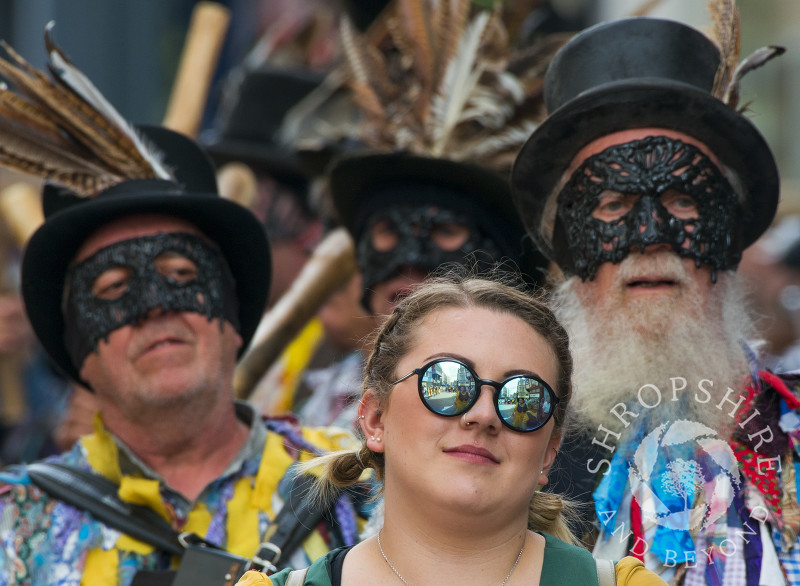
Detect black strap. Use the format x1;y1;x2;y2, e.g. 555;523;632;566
252;473;330;571
27;461;185;555
27;461;331;572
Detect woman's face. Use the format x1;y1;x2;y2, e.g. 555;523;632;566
374;306;562;523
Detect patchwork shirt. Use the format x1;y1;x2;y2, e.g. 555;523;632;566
0;403;362;586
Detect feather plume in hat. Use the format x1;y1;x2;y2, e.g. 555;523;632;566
335;0;570;172
706;0;784;110
284;0;570;174
0;22;172;198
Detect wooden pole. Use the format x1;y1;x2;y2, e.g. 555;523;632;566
233;227;358;399
0;182;44;427
0;182;45;246
162;1;231;138
217;162;258;210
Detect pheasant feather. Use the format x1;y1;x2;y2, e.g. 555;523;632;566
705;0;783;109
0;23;171;197
339;17;386;119
429;9;491;156
44;24;170;179
329;0;558;173
708;0;740;99
725;45;785;110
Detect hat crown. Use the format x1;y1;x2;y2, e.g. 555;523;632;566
544;17;721;113
215;66;323;144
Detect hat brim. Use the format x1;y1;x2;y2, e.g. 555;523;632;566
330;153;521;238
22;188;271;384
205;137;311;183
511;80;780;262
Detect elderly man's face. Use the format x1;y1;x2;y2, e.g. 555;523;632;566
556;127;740;284
72;214;242;408
557;128;737;312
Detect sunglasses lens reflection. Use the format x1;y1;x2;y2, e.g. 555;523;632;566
419;360;477;416
419;360;554;431
497;378;553;431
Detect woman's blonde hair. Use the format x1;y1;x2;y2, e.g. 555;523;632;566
305;271;578;543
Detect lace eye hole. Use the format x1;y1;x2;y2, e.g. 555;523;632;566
592;190;636;222
92;266;132;300
155;252;198;284
431;222;470;251
660;190;699;220
370;219;399;252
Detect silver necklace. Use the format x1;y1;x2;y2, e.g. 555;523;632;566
377;531;525;586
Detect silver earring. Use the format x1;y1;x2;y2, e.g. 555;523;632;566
370;435;375;440
360;415;365;419
375;437;382;442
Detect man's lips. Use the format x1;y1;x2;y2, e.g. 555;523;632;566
626;276;679;288
443;445;500;464
137;336;186;357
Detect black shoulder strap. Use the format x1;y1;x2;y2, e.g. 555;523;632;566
251;472;330;571
27;461;331;572
27;461;185;556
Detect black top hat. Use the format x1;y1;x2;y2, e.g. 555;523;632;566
22;126;271;383
203;65;324;185
328;152;548;283
510;17;779;267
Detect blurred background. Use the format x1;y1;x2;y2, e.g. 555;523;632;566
0;0;800;194
0;0;800;204
0;0;796;201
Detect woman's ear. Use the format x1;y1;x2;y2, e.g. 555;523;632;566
539;432;561;487
359;390;386;453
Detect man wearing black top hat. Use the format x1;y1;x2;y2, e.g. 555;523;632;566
328;153;546;318
203;64;326;309
0;39;360;584
511;14;797;583
318;1;556;320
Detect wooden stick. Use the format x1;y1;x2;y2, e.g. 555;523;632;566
162;2;231;138
0;182;43;428
233;227;358;399
0;182;44;247
217;162;258;209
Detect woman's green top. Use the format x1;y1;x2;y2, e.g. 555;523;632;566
266;533;600;586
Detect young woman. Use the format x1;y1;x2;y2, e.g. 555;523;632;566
239;276;664;585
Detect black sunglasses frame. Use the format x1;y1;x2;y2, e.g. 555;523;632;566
392;358;560;432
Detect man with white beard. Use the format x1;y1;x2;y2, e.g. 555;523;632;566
511;15;800;585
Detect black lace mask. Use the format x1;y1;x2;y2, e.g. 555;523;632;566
64;232;239;370
358;205;500;295
555;136;740;282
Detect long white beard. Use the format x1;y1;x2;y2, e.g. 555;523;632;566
552;254;757;441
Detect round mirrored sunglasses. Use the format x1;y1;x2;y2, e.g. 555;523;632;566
392;358;559;432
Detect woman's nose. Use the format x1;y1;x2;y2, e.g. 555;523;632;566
463;386;500;431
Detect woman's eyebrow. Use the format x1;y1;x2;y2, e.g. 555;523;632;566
423;352;474;368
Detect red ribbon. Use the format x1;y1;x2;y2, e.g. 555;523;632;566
629;496;646;562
